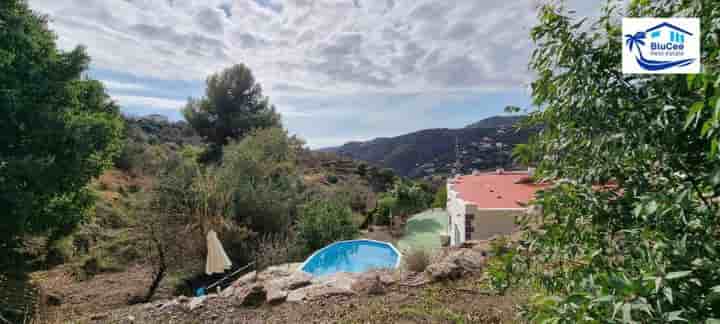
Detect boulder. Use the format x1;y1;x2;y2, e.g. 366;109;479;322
446;249;486;273
286;283;355;303
257;263;302;281
351;274;385;295
425;261;461;282
265;284;289;304
231;271;257;288
263;272;312;304
313;272;357;290
185;295;207;311
232;283;266;307
46;293;63;306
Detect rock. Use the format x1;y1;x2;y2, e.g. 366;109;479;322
186;295;207;311
233;283;266;307
257;263;302;281
358;275;385;295
230;271;258;288
425;261;461;282
313;272;357;290
461;240;486;248
446;249;486;273
90;312;109;321
286;283;355;303
263;271;312;304
46;293;63;306
265;283;289;304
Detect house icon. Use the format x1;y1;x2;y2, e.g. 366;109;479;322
646;22;693;44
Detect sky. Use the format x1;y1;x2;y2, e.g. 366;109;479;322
28;0;605;148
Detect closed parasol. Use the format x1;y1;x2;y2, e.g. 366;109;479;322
205;230;232;275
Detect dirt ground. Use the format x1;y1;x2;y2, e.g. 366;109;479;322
33;264;177;323
38;267;519;324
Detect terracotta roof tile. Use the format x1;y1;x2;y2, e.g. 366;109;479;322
450;172;548;209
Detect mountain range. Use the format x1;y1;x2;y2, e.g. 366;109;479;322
321;115;535;178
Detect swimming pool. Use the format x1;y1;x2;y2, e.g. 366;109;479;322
300;240;401;277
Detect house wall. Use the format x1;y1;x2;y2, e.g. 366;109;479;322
468;208;525;240
446;181;467;246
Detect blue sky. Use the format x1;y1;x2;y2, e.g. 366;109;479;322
29;0;604;148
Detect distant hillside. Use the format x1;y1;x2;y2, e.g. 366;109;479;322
464;115;525;129
324;115;535;178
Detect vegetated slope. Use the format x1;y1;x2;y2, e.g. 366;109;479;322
326;115;535;178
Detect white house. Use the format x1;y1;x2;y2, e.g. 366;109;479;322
446;169;546;246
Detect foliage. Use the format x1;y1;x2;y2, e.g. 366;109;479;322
432;186;447;209
373;179;432;225
510;139;540;168
0;0;123;249
389;180;432;216
296;198;359;255
114;117;200;175
182;64;281;161
506;1;720;322
373;194;398;225
219;127;305;234
404;248;431;272
253;232;302;271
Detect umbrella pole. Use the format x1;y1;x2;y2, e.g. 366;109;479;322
205;261;256;291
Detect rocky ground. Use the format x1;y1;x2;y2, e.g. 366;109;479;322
57;240;520;324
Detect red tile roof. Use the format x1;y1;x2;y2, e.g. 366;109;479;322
450;172;548;209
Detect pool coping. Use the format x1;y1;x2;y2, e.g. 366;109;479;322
298;239;403;276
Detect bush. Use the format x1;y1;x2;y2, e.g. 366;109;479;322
253;232;301;271
219;128;304;235
431;186;447;209
296;199;358;255
373;194;397;225
404;249;430;272
326;174;339;184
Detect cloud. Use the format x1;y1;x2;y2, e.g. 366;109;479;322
113;95;186;111
28;0;605;147
101;80;147;91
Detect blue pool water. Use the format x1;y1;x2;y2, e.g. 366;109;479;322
301;240;401;277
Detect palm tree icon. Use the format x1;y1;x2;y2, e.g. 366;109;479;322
625;31;646;54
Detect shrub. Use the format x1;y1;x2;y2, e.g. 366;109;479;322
296;198;358;255
326;174;339;184
404;249;431;273
253;232;301;271
373;194;397;225
431;186;447;209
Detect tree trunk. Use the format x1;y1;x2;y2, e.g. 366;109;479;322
143;265;166;303
143;225;167;303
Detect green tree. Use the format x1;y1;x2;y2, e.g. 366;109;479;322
182;64;281;161
506;1;720;322
296;198;358;255
0;0;123;249
218;127;304;234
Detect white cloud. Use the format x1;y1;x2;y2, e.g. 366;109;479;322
112;95;186;111
101;80;147;91
27;0;606;147
30;0;602;94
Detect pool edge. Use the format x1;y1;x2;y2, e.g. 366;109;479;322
298;239;403;276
